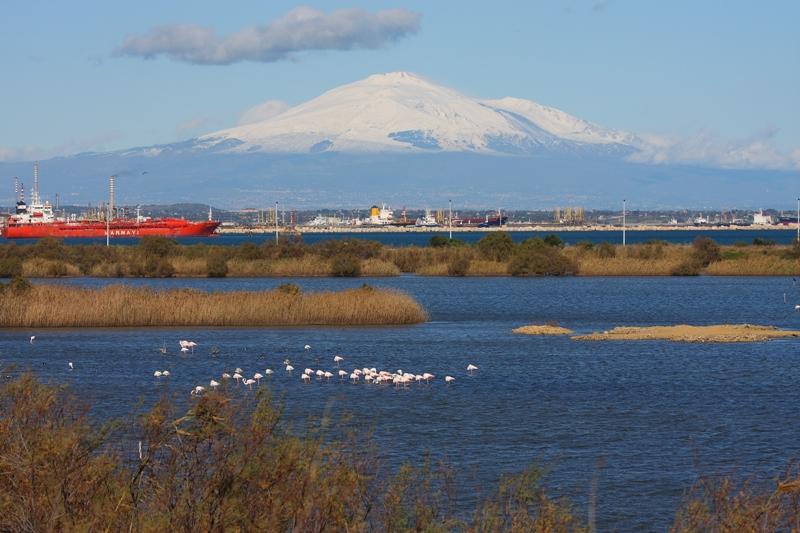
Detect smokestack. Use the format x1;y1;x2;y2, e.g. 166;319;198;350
32;162;40;204
109;175;116;219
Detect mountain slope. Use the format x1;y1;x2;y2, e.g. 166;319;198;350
197;72;639;156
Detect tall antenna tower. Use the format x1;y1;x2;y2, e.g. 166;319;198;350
109;175;116;219
32;162;40;204
14;177;20;202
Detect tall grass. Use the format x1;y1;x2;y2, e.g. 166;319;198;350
0;374;588;532
705;255;800;276
0;284;427;327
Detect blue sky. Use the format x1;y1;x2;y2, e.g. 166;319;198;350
1;0;798;166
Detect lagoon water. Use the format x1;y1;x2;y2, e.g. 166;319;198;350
7;227;800;247
2;275;800;531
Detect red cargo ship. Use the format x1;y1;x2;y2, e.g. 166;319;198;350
1;167;219;239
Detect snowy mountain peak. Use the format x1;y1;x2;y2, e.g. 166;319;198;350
199;72;639;156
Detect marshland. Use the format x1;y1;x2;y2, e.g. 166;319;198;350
3;273;800;531
1;233;799;279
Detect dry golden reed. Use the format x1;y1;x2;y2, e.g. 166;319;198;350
0;284;427;327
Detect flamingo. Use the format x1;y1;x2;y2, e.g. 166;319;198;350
315;369;324;379
192;385;206;395
68;362;73;371
232;372;243;384
422;373;434;383
301;373;311;384
253;372;263;384
323;371;333;381
364;375;374;383
264;368;273;376
467;364;478;373
180;347;189;354
154;371;162;378
235;367;244;374
350;372;359;383
243;378;256;389
209;380;220;388
29;336;36;344
221;372;231;380
445;376;455;384
304;344;311;351
285;364;294;373
333;355;344;366
338;370;348;380
795;304;800;311
162;370;170;377
304;368;314;376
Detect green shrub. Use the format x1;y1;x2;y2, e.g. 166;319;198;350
476;232;515;261
575;240;594;252
143;257;175;278
671;260;702;276
206;254;228;278
595;242;616;258
236;242;264;260
46;261;69;277
752;237;776;246
139;236;177;258
447;256;470;276
0;257;23;278
331;255;361;277
691;236;721;266
33;238;65;260
508;238;577;276
543;234;564;247
428;236;463;247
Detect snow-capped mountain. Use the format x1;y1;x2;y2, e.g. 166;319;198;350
197;72;641;156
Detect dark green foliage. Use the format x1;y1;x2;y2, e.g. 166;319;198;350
671;261;702;276
595;242;616;258
447;256;470;276
138;236;177;258
206;254;228;278
33;237;65;260
733;240;749;247
543;234;564;247
143;257;175;278
236;241;264;260
0;257;23;278
507;238;577;276
314;238;382;259
691;236;721;267
752;237;776;246
330;254;361;277
429;235;465;247
477;232;515;261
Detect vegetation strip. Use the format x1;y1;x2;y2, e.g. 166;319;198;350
0;281;427;327
512;324;574;335
1;234;799;279
571;324;800;343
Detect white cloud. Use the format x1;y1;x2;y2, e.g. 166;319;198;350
115;7;421;65
629;127;800;170
0;131;125;162
237;100;290;125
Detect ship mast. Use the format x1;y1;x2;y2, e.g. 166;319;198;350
32;162;40;205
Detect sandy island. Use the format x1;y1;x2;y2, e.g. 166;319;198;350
512;325;574;336
571;324;800;343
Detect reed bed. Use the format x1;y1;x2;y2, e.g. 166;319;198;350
168;257;210;277
22;258;81;277
360;258;401;276
467;260;508;276
0;284;427;327
576;257;684;276
705;255;800;276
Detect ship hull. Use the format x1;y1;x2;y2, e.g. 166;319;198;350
2;219;220;239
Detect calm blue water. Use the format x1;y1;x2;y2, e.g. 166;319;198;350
6;228;800;246
2;276;800;531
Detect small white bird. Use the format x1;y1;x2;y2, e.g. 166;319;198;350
154;371;163;377
445;376;455;384
162;370;170;377
422;373;434;383
795;304;800;311
235;367;244;374
285;364;294;373
68;362;73;370
29;336;36;344
315;369;324;379
191;385;206;395
264;368;273;375
221;372;231;379
304;368;314;375
467;364;478;373
350;372;359;383
209;380;220;388
333;355;344;366
253;372;263;383
301;373;311;383
338;370;348;379
323;371;333;381
232;372;243;383
180;347;189;354
304;344;311;351
243;378;256;388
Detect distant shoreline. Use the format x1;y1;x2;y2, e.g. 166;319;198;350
217;223;798;235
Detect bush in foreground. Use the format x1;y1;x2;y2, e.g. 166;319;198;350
0;374;587;532
508;239;577;276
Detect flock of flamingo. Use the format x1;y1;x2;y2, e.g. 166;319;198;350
151;341;480;396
